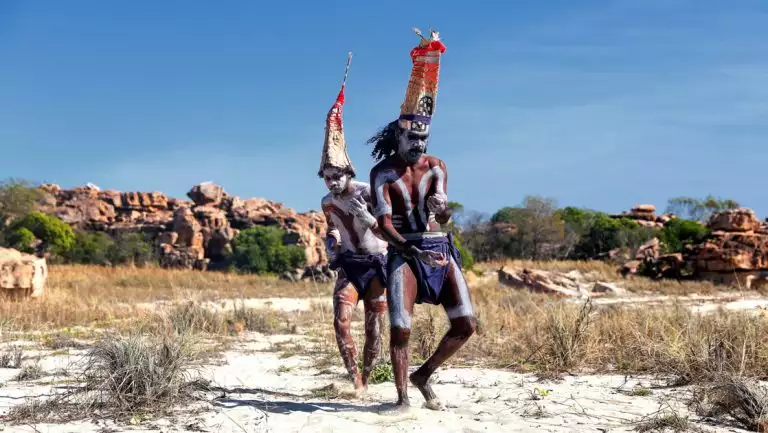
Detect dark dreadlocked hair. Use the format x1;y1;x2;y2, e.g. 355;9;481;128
366;120;401;162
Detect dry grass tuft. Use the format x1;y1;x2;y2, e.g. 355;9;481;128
13;363;45;381
82;332;201;414
693;374;768;431
1;327;205;425
634;408;697;432
0;345;24;368
545;299;594;373
411;308;446;362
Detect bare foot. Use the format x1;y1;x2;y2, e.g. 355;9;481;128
410;372;445;410
354;384;368;398
422;398;445;411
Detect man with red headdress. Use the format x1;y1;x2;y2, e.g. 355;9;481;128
367;29;476;411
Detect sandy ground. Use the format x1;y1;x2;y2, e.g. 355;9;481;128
0;329;753;433
1;288;766;432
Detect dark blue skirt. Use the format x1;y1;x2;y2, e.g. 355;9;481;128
387;233;462;305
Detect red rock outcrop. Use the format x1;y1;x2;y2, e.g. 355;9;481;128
38;182;328;270
610;204;674;229
690;208;768;274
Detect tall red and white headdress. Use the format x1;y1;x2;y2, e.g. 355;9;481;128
319;52;355;177
398;28;447;135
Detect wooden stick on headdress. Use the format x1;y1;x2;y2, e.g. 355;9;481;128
341;52;352;89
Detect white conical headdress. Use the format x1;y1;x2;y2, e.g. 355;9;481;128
319;52;355;177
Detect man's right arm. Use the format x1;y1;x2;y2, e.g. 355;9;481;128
321;201;341;262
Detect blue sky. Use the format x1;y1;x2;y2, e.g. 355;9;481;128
1;0;766;218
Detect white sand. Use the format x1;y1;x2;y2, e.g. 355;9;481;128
2;289;766;432
0;330;753;433
135;296;332;313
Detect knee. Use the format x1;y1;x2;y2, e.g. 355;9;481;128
334;315;351;334
452;317;476;340
390;327;411;347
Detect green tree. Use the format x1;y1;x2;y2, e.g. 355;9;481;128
8;211;75;256
443;201;474;270
229;226;306;274
489;196;567;260
0;178;45;245
665;195;740;222
558;207;656;259
658;218;710;253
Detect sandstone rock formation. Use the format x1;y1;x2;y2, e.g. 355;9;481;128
689;208;768;284
0;247;47;297
39;182;328;271
614;206;768;285
497;266;624;298
610;204;674;229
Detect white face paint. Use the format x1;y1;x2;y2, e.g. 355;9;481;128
322;167;350;196
397;128;428;164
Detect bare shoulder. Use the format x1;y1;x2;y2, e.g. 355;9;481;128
424;155;444;169
321;193;333;208
370;159;401;186
350;180;371;199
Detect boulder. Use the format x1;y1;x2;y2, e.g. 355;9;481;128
0;248;46;297
187;182;226;207
635;238;660;260
632;204;657;213
498;266;586;298
708;208;761;233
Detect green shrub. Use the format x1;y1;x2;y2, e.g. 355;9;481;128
107;232;154;266
659;218;710;253
558;207;657;259
453;232;474;271
65;231;114;265
229;226;306;274
7;227;36;253
8;211;74;256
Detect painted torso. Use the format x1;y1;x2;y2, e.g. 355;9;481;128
322;181;388;255
372;155;445;234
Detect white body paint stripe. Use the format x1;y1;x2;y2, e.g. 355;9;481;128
445;256;474;319
323;183;387;255
387;256;412;329
416;166;447;229
394;177;418;231
417;170;434;228
374;170;397;217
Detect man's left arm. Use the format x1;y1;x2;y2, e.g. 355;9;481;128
430;160;452;225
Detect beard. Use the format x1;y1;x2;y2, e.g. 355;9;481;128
399;141;426;164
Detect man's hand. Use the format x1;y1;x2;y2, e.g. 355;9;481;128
325;236;340;263
349;196;377;229
410;247;448;267
427;193;448;215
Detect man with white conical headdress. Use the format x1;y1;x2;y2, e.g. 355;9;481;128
318;53;389;395
367;28;476;412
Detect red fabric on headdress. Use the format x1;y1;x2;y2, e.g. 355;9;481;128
327;86;345;130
